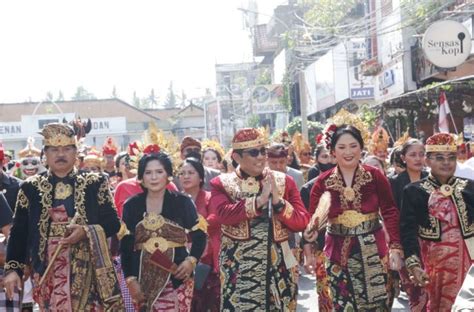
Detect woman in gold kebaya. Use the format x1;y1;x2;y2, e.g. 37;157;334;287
120;150;207;311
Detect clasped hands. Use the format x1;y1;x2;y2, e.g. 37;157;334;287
256;169;284;211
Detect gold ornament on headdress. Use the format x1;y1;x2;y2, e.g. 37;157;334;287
40;123;77;147
393;130;411;148
456;132;464;146
83;148;103;168
369;127;390;155
18;137;42;158
143;122;181;171
327;109;370;146
272;130;292;147
292;132;311;155
201;139;225;159
232;127;269;150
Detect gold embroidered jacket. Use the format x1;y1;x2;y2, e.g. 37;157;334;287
5;169;121;277
400;175;474;259
210;169;309;242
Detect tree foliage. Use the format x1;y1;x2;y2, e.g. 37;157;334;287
303;0;360;31
72;86;96;101
277;117;324;148
164;81;177;108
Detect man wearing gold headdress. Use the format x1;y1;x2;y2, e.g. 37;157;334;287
401;133;474;311
210;128;309;311
82;148;103;173
3;123;123;311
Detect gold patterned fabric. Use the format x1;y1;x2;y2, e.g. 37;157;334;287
219;170;289;242
134;213;187;309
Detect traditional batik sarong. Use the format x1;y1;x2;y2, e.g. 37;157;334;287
33;206;123;311
326;234;391;312
135;212;190;311
420;192;473;311
153;279;194;311
220;217;297;311
314;250;333;312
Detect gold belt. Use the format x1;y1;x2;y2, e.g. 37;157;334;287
329;211;379;228
137;237;185;254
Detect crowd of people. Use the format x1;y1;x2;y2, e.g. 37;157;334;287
0;108;473;311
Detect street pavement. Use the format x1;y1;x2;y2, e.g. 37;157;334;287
297;270;410;311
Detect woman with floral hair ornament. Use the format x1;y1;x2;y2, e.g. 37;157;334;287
303;109;402;311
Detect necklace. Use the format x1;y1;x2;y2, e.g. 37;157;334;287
439;184;453;197
343;186;356;202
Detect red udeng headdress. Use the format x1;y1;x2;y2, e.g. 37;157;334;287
232;128;269;150
425;133;456;153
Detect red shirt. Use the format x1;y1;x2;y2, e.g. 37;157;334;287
114;178;178;218
194;190;221;271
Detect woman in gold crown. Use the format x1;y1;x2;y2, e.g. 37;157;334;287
120;150;207;311
303;110;402;311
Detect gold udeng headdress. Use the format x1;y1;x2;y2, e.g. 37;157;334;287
426;133;457;153
232;127;269;150
40;123;77;147
322;109;370;149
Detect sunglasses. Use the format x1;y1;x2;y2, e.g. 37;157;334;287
428;155;457;163
243;147;267;157
301;152;311;157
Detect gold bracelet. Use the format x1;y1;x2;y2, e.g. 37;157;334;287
125;276;138;285
185;256;197;269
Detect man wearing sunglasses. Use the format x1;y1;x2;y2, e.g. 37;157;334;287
400;133;474;311
178;136;220;191
210;128;309;311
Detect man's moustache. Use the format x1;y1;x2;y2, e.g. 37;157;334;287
55;159;67;163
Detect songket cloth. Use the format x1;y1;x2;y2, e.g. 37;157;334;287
220;217;297;311
153;279;194;312
33;207;123;311
420;192;473;311
314;250;333;312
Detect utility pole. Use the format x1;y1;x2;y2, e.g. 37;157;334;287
299;71;309;141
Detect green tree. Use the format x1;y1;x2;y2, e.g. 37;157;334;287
72;86;96;100
57;90;64;101
148;88;158;108
277;117;324;148
132;91;141;108
45;91;54;101
164;81;177;108
180;90;187;107
246;114;261;128
112;86;117;98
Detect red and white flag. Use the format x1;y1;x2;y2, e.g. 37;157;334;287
438;91;451;133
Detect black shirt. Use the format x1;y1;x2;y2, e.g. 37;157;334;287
0;193;12;229
0;172;21;212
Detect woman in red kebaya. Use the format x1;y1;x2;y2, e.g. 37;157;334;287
304;117;402;311
179;157;220;312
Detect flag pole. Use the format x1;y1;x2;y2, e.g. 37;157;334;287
449;112;459;134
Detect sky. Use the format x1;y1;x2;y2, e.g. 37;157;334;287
0;0;283;105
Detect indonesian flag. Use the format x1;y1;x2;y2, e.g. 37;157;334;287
438;91;451;133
